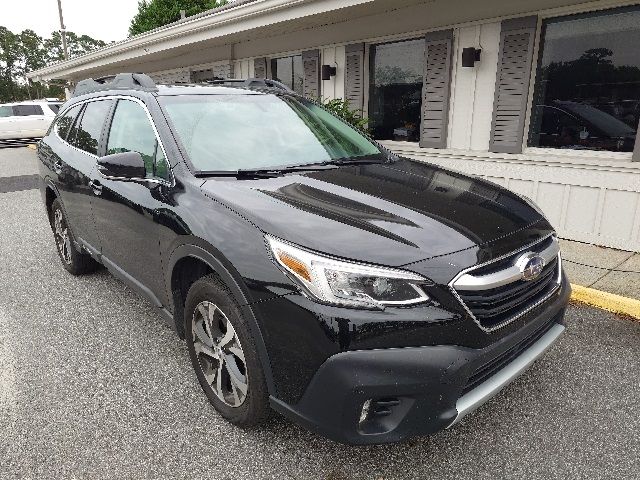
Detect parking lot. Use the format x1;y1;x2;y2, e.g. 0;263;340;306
0;146;639;479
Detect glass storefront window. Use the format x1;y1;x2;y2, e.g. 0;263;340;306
368;39;425;142
529;7;640;152
271;55;304;94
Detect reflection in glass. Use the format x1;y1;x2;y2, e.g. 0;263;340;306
74;100;112;156
107;99;169;180
271;55;304;94
368;39;425;142
56;105;81;140
160;94;382;171
529;7;640;152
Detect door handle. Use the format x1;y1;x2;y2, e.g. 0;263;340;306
53;160;63;173
89;180;103;196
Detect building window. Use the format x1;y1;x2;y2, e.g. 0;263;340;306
271;55;304;94
368;39;424;142
529;7;640;152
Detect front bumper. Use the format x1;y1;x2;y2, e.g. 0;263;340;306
269;278;570;445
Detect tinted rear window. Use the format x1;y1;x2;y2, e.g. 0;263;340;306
13;104;44;116
56;104;82;140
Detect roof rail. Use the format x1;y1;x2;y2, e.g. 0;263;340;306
202;77;293;92
73;73;157;97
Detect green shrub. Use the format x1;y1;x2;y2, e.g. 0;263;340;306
321;98;369;132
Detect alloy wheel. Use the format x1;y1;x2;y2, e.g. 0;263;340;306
53;209;72;265
192;301;248;407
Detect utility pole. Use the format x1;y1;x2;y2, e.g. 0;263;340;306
56;0;71;99
56;0;69;60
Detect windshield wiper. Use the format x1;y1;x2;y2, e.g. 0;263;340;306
194;164;339;179
318;156;387;166
194;157;388;179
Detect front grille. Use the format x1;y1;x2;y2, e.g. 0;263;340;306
453;236;561;331
462;315;558;395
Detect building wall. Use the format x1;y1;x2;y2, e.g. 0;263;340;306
383;143;640;252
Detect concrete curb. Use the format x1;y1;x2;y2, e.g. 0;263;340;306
571;284;640;320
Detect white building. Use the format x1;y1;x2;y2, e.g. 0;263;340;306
28;0;640;252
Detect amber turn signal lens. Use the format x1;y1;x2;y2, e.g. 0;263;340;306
277;251;312;282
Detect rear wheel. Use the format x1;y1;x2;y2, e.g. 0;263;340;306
185;274;269;427
50;198;99;275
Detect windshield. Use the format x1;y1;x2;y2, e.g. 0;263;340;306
159;94;382;171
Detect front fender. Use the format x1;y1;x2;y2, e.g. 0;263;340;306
165;240;278;396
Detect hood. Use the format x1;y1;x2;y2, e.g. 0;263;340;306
200;158;544;267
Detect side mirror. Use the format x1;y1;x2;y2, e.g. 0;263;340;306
97;151;146;180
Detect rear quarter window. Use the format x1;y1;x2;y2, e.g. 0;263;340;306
53;104;82;140
73;100;113;155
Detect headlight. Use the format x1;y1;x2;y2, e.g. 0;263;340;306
266;235;429;309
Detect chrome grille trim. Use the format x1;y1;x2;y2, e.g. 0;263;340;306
454;238;559;291
449;234;562;333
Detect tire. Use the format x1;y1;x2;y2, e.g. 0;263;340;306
185;273;269;427
50;198;99;275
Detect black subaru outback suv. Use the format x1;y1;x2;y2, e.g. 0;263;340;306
38;73;570;445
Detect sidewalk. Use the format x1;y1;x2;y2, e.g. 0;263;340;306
560;239;640;300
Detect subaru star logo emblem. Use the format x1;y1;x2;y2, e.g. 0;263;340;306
516;253;546;282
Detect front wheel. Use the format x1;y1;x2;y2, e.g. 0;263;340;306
185;274;270;427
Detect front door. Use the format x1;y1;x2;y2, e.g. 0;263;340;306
89;98;172;304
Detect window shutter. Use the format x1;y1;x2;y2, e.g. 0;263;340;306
490;16;538;154
420;29;454;149
344;43;365;112
302;50;321;99
254;57;267;79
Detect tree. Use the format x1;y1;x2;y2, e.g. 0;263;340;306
0;26;106;102
43;31;107;64
129;0;228;36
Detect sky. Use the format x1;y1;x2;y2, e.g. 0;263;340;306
2;0;139;42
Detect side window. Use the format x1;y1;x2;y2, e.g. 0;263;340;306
107;99;170;180
13;104;44;116
48;104;61;114
74;100;112;156
55;104;82;140
0;106;13;117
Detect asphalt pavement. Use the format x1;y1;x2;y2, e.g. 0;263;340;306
0;147;639;479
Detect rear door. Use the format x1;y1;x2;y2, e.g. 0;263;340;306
55;99;113;252
89;97;172;304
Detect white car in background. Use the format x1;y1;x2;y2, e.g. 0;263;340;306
0;100;62;143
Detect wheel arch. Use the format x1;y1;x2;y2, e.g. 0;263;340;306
43;177;61;224
167;241;277;396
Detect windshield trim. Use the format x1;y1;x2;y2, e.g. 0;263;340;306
157;92;389;177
